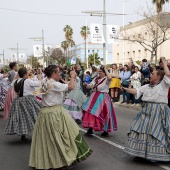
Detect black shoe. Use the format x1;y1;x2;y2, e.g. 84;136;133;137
85;128;93;135
21;135;30;142
75;119;82;124
101;131;109;137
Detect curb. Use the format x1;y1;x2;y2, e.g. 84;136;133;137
114;103;141;111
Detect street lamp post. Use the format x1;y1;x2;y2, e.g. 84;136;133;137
103;0;107;65
82;0;125;65
122;0;130;65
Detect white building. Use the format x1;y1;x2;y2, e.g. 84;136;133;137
113;13;170;64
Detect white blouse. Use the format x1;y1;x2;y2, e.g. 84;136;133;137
16;78;41;96
42;80;68;106
90;76;111;93
136;75;170;104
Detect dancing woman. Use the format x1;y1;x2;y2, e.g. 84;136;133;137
5;67;42;141
63;71;87;124
82;66;118;136
123;57;170;161
29;65;92;170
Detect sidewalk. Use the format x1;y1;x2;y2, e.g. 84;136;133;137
113;95;141;111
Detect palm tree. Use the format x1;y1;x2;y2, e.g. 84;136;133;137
152;0;169;13
88;53;101;66
63;25;74;58
80;26;90;62
153;0;169;62
61;41;68;57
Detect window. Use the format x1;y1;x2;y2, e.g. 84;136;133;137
133;51;135;58
127;52;130;58
138;34;141;38
92;50;94;53
138;50;141;58
144;49;147;58
88;50;90;53
117;53;119;59
97;50;99;53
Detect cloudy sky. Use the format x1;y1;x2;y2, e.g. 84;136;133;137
0;0;169;58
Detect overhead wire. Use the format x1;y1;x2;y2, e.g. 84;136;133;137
0;7;137;17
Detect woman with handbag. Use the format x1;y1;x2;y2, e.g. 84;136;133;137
119;65;131;104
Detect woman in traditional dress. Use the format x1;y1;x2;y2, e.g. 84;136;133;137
63;71;87;124
7;62;18;84
82;66;118;137
109;64;121;102
5;67;42;141
123;57;170;161
3;62;18;118
29;65;92;170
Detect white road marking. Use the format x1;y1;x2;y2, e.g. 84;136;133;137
80;128;170;170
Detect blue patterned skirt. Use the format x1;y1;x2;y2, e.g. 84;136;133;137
124;102;170;161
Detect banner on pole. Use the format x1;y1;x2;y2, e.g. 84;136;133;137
71;57;76;65
33;45;42;58
107;25;120;44
33;45;53;58
10;53;27;63
90;23;105;43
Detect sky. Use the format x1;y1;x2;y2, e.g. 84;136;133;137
0;0;169;59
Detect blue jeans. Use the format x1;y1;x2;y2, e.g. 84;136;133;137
122;91;130;102
133;95;141;104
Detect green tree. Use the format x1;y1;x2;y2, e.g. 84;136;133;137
80;26;90;62
88;53;101;66
28;55;40;68
51;48;66;65
63;25;74;49
61;41;68;57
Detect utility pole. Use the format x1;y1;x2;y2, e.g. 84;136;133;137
3;50;4;64
103;0;107;65
17;43;19;62
82;0;125;66
42;30;45;68
8;44;27;64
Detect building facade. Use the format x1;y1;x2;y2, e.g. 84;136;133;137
69;43;113;64
112;13;170;65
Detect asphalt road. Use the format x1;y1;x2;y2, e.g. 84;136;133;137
1;105;170;170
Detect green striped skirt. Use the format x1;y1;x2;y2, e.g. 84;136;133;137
29;105;92;169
